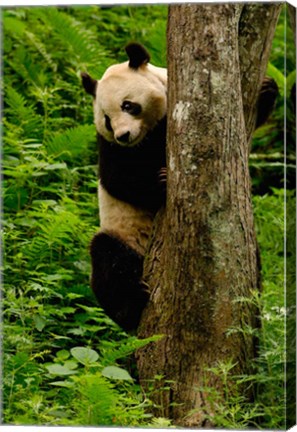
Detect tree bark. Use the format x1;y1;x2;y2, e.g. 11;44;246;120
288;3;296;46
238;3;282;142
136;3;281;427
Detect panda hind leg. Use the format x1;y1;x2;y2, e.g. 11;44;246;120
90;232;149;331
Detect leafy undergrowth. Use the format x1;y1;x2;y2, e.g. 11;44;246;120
3;5;170;427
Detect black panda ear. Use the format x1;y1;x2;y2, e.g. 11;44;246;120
81;72;97;97
125;43;150;69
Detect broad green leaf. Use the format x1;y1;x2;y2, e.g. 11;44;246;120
46;364;77;376
56;350;70;361
266;62;285;96
33;314;46;332
102;366;133;381
70;347;99;365
64;360;78;370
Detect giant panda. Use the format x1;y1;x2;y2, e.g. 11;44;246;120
81;43;277;332
81;43;167;331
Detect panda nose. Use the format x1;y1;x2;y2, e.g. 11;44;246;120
116;132;130;143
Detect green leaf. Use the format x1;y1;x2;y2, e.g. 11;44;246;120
60;306;76;314
64;360;78;370
266;62;285;96
286;69;296;94
46;364;77;376
70;347;99;366
33;314;46;332
56;349;70;361
45;163;67;170
49;380;74;388
102;366;133;381
100;334;164;366
4;16;27;37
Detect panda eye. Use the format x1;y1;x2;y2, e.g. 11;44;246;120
121;100;142;116
104;115;113;132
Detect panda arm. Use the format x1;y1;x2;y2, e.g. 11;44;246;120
98;133;166;213
101;161;165;213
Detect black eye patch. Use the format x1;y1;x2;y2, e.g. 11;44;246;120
121;100;142;116
105;115;113;132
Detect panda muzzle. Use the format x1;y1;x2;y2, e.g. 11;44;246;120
115;132;131;144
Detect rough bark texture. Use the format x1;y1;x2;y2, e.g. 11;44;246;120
136;3;281;427
239;3;282;142
288;3;296;45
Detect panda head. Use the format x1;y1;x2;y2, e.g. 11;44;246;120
81;43;167;147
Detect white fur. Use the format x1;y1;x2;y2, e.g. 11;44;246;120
98;183;154;256
94;58;166;253
93;61;167;147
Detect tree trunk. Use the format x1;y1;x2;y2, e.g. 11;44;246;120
238;3;282;142
136;3;281;427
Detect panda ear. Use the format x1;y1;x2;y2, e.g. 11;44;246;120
125;43;150;69
81;72;97;97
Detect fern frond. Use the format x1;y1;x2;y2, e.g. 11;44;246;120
5;85;33;118
25;31;57;72
5;46;42;88
5;86;43;138
26;207;90;262
100;335;163;366
73;373;120;425
46;124;95;161
35;8;108;75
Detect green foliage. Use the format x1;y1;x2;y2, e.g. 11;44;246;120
3;4;167;427
3;3;292;429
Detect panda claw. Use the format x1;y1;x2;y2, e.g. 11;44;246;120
141;280;150;293
259;76;278;94
158;167;167;184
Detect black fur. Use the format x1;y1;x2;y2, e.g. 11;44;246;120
256;77;278;128
98;116;167;213
90;232;149;331
81;72;97;97
90;116;166;330
125;43;150;69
